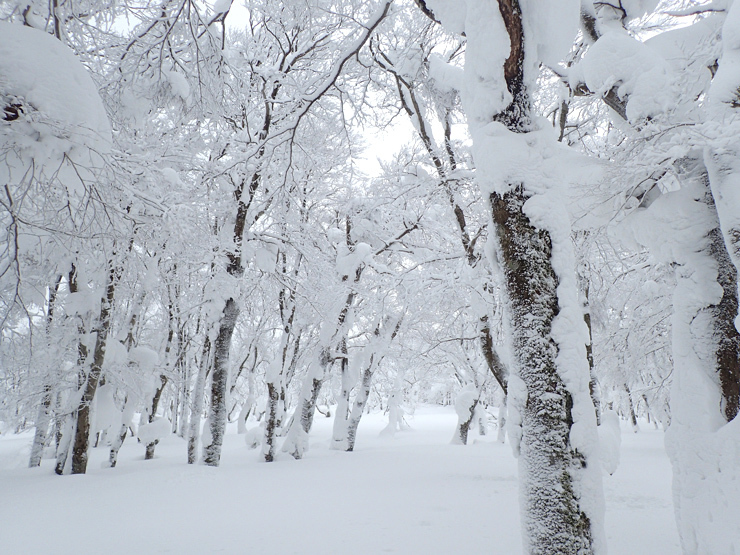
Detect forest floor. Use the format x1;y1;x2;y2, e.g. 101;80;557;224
0;406;679;554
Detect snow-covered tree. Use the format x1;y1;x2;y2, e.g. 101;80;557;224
417;1;605;552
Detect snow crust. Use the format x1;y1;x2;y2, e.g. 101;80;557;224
336;242;372;277
136;418;171;445
128;346;159;372
254;246;277;273
710;1;740;104
212;0;232;13
428;54;464;94
575;32;676;121
619;0;660;20
454;385;477;419
164;70;190;101
665;418;740;554
706;2;740;308
597;410;621;475
505;374;527;456
0;22;111;151
424;0;466;34
92;385;122;435
462;1;514;128
520;0;580;69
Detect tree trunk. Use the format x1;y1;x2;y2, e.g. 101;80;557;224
108;397;134;468
29;384;53;468
451;390;478;446
262;382;282;462
70;260;117;475
345;362;376;452
29;275;62;468
202;298;239;466
492;187;600;554
622;383;639;432
188;335;211;464
664;159;740;552
345;369;372;452
282;292;355;459
144;374;168;460
581;280;601;426
331;339;352;450
54;415;74;475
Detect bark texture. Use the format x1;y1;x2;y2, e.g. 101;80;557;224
203;298;239;466
188;336;211;464
70;261;117;475
492;187;594;554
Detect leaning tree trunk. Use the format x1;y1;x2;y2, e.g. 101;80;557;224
29;383;53;468
451;385;479;446
281;355;326;460
345;365;374;452
282;288;357;459
108;397;134;468
344;319;401;451
54;266;88;475
144;374;168;460
107;288;147;467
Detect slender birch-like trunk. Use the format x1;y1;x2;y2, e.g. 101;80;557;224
188;335;211;464
29;274;62;467
70;258;118;475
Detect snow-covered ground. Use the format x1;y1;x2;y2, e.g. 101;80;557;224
0;407;678;554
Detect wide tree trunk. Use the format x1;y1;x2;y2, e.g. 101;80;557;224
664;159;740;553
203;299;239;467
492;187;600;554
414;0;607;548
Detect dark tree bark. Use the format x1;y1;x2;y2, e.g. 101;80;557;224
707;208;740;423
70;259;118;475
492;187;595;553
488;1;600;552
144;374;168;460
202;298;239;466
263;382;281;462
